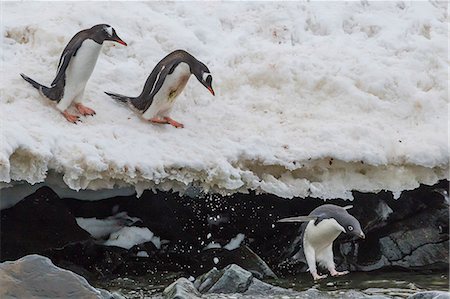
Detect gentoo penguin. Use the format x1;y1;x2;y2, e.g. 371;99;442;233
278;204;365;280
20;24;127;123
105;49;214;128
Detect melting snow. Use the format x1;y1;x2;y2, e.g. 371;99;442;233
1;2;448;200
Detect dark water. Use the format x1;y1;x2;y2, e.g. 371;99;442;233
95;270;449;298
270;271;449;297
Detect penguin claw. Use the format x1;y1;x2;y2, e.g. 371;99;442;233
62;111;80;124
75;103;96;116
164;117;184;128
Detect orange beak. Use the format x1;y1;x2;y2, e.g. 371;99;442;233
114;38;127;46
207;86;215;96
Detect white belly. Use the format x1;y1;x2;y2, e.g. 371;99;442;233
142;62;191;120
303;219;344;251
57;40;102;111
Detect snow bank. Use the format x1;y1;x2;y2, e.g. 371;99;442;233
1;2;448;200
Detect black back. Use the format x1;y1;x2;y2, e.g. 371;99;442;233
51;24;113;88
130;50;210;111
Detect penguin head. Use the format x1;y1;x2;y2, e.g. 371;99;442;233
192;62;215;96
90;24;127;46
340;213;365;239
311;204;365;239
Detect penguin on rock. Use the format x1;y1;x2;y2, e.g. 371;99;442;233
21;24;127;123
278;204;365;280
105;49;215;128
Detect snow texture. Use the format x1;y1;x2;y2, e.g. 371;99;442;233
1;2;448;200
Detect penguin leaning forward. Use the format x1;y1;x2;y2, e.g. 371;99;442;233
278;204;365;280
21;24;127;123
105;50;215;128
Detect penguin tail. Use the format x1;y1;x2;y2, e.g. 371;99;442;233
104;91;132;103
20;73;58;101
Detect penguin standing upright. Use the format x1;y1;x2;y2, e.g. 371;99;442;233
105;50;215;128
278;204;365;280
20;24;127;123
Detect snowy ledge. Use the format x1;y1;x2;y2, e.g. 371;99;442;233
1;2;448;200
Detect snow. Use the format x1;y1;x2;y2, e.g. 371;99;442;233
103;226;161;250
223;233;246;251
205;242;222;250
204;233;246;251
1;2;448;200
76;212;141;239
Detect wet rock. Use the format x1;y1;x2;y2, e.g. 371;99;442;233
0;187;91;261
195;264;253;294
408;291;450;299
0;254;124;299
163;277;201;299
353;199;448;272
199;245;277;279
243;278;296;296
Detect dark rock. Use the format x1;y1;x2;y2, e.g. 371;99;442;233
0;254;124;299
195;264;253;294
194;267;221;293
163;277;201;299
199;244;277;279
408;291;450;299
0;187;91;261
45;240;129;279
243;278;296;296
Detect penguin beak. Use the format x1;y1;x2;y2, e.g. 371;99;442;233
359;232;365;239
113;37;127;46
111;32;127;46
207;86;215;96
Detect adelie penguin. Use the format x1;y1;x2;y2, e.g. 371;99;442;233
278;204;365;280
20;24;127;123
105;49;215;128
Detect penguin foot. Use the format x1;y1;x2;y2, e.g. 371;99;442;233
330;270;349;277
62;111;80;124
149;117;184;128
164;117;184;128
75;103;96;116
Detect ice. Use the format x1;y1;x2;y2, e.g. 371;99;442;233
223;234;246;251
103;227;161;250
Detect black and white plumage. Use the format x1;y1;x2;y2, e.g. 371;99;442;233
105;50;214;128
278;204;365;280
20;24;127;123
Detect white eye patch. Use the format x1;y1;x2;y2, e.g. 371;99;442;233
104;26;113;36
202;72;210;81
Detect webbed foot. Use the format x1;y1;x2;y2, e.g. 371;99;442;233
75;103;96;116
62;111;80;124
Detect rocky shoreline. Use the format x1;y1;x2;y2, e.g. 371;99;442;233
1;180;448;298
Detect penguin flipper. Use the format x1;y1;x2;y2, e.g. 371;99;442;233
277;216;317;223
20;73;61;101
